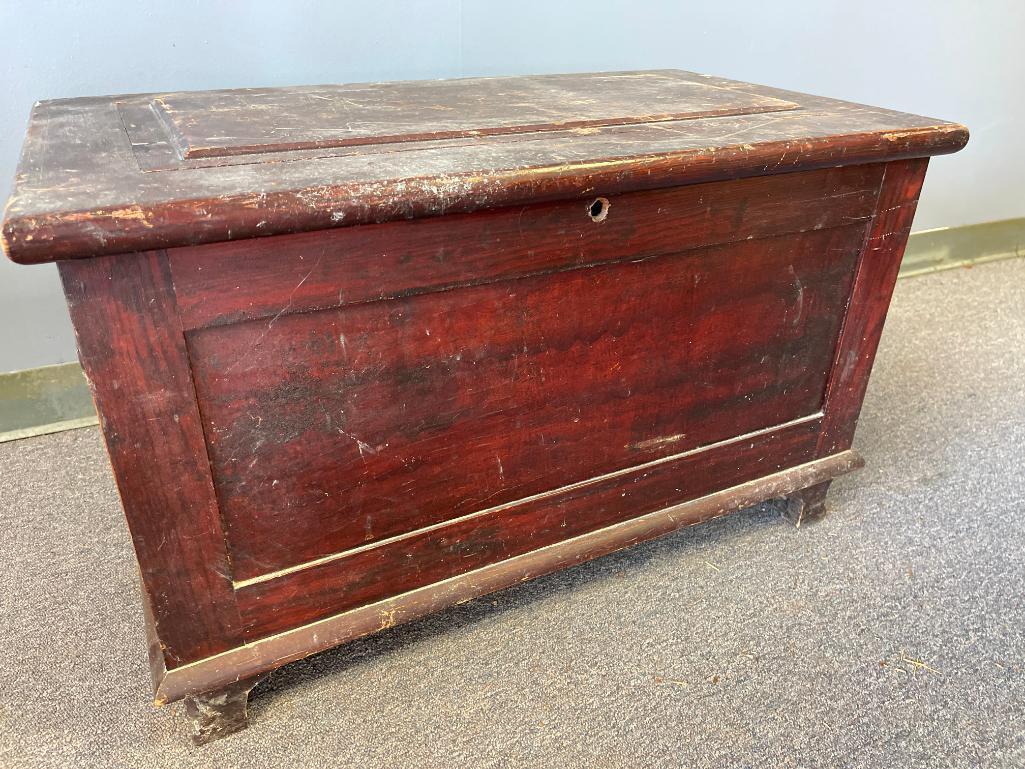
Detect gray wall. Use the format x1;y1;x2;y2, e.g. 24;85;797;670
2;0;1020;372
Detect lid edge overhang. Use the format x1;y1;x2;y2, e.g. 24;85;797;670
2;122;969;266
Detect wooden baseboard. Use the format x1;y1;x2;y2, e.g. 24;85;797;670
0;362;97;443
901;216;1025;277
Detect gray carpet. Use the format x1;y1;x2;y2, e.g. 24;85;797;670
2;258;1023;768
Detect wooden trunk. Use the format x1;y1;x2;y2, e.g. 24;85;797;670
2;70;966;742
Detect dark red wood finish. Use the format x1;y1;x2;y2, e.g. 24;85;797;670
2;72;966;726
57;252;243;665
2;71;965;264
188;224;864;583
168;164;883;330
817;158;930;456
236;417;823;638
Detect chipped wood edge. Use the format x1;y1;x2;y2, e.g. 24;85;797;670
151;449;863;705
3;124;969;265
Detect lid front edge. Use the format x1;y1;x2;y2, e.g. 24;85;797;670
2;122;969;265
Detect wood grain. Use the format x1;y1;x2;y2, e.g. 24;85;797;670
169;164;884;330
154;450;863;704
152;71;798;159
817;158;930;455
2;70;966;264
236;416;823;638
187;224;863;581
58;252;243;666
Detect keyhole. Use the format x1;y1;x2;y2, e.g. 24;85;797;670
588;197;610;222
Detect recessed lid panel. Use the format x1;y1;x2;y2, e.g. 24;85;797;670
150;71;801;159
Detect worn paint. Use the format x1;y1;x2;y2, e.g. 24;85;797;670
1;70;966;264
